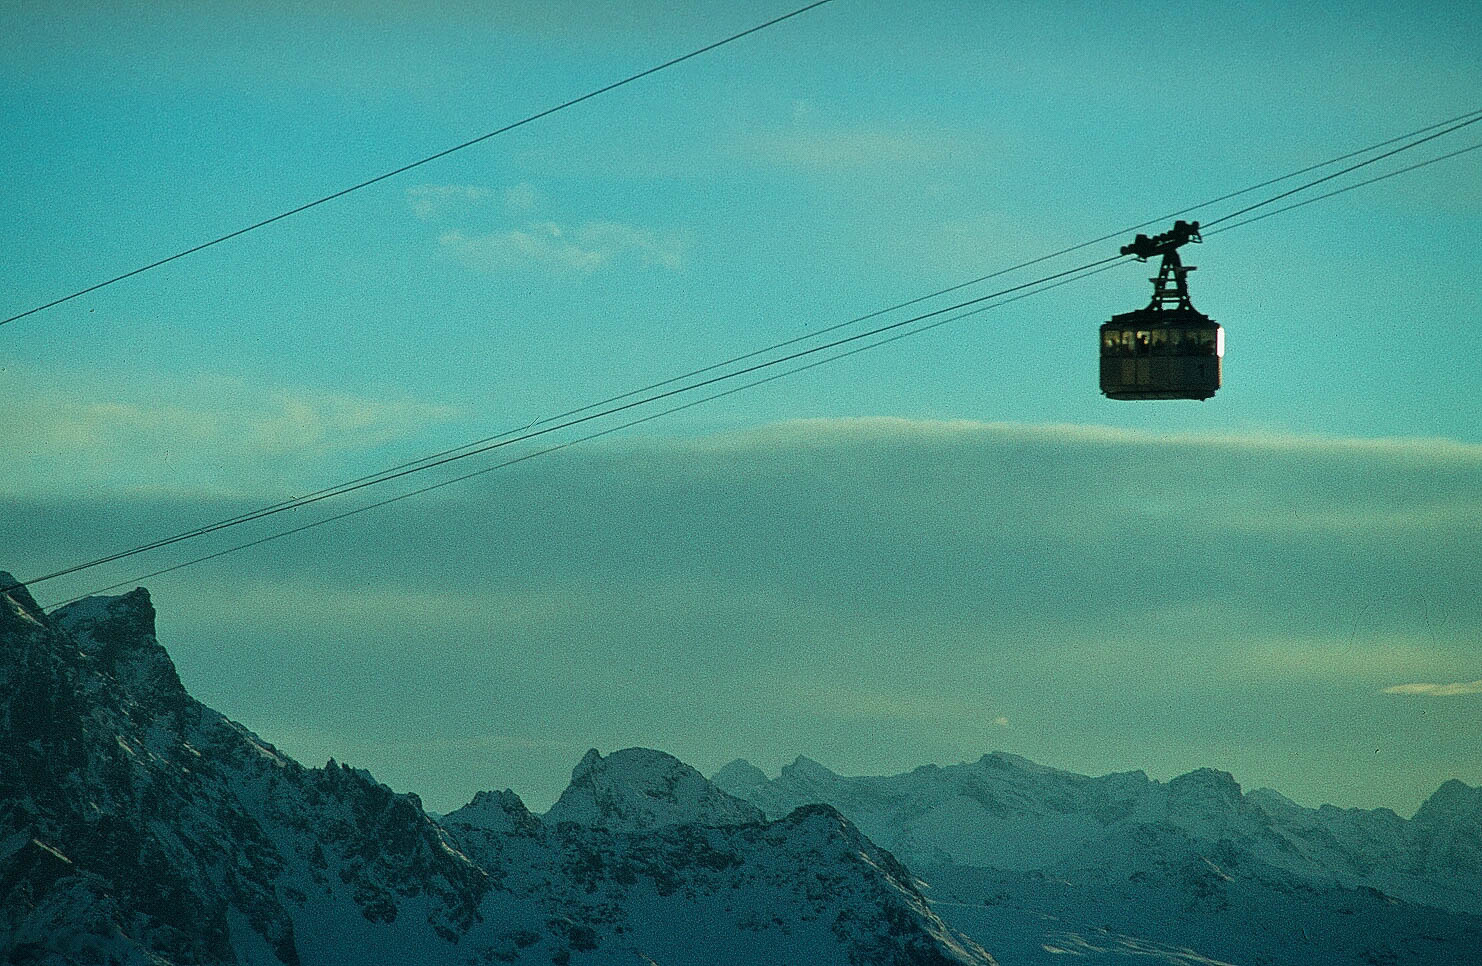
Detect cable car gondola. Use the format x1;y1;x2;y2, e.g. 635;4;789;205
1100;220;1223;401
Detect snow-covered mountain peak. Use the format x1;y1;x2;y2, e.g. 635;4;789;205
711;758;770;792
52;587;152;636
8;560;1474;966
52;589;187;711
444;788;542;836
1413;778;1482;825
976;750;1056;774
1167;767;1243;807
780;754;839;782
544;747;765;831
4;568;1006;965
1247;786;1302;815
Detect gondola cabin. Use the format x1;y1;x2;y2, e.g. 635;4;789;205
1100;220;1224;401
1099;311;1223;400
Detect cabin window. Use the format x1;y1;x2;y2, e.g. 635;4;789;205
1179;329;1215;354
1102;330;1138;356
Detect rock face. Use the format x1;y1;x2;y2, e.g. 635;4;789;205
715;753;1482;966
1;575;487;966
444;793;991;966
0;573;994;966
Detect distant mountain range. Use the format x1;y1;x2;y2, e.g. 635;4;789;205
713;753;1482;965
3;572;1477;965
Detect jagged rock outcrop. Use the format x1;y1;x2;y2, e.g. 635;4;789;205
1;574;489;965
0;573;995;965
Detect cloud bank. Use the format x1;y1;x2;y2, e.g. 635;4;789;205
5;418;1477;813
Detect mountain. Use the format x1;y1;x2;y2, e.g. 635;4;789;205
715;753;1482;965
1245;775;1482;917
0;573;993;965
543;747;766;831
445;749;991;966
7;566;1474;966
2;575;488;965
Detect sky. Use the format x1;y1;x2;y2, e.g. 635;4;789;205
2;0;1479;815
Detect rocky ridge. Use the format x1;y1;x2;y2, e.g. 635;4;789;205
0;573;993;966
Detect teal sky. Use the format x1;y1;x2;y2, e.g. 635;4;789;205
3;0;1479;815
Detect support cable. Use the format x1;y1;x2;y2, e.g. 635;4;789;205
1199;113;1482;229
0;0;836;330
12;108;1479;594
8;111;1480;601
1204;141;1482;237
7;251;1129;595
41;256;1131;610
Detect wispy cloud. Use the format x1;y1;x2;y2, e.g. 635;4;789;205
668;416;1482;465
414;181;684;275
1383;680;1482;697
3;369;461;496
406;184;491;221
439;221;687;275
502;182;540;212
242;389;461;456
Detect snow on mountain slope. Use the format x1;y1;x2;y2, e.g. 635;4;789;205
928;859;1481;966
445;790;995;966
1242;778;1482;916
717;752;1157;870
544;747;765;831
715;752;1482;915
1;573;996;966
2;575;489;965
715;753;1482;965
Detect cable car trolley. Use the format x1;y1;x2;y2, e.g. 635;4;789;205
1100;220;1223;400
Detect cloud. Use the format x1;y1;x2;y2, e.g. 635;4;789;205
778;417;1482;463
1230;635;1453;682
413;181;684;274
502;182;540;212
666;416;1482;463
2;368;461;497
242;389;461;456
7;417;1479;815
405;184;491;221
439;220;687;275
1383;680;1482;697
